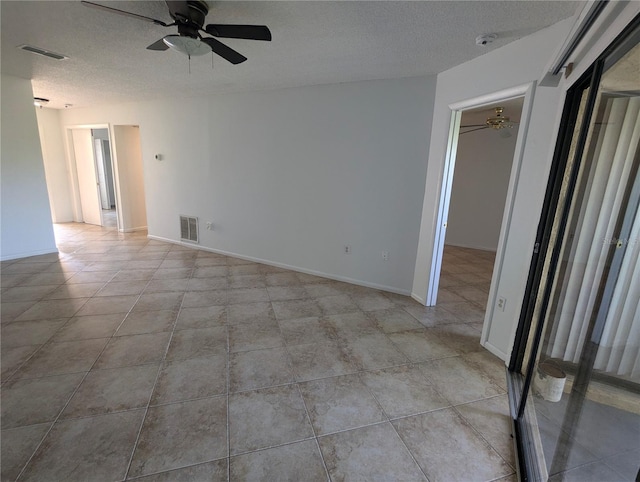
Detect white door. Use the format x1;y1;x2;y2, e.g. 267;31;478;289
72;129;102;226
94;139;111;210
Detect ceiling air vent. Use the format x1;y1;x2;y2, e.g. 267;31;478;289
180;215;199;244
17;45;69;60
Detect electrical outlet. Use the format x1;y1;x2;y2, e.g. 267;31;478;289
344;245;351;254
497;296;506;312
206;222;213;231
382;250;389;261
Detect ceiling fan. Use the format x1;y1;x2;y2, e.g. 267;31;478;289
81;0;271;64
460;107;518;136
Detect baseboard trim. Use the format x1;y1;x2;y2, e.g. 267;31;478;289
120;226;147;233
1;247;59;261
410;292;426;305
146;234;411;296
481;339;509;362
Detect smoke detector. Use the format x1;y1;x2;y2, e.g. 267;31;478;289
476;34;498;46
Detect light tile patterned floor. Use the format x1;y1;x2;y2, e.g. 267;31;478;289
1;224;515;481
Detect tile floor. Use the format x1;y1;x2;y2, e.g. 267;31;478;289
1;224;515;481
536;393;640;481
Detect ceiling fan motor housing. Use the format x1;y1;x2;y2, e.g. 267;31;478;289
177;23;199;38
171;0;209;37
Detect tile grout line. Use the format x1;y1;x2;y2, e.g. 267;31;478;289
1;269;121;385
12;238;159;481
227;435;319;460
121;246;197;481
2;241;122;470
124;456;228;481
451;404;517;475
267;287;332;482
387;419;432;482
290;379;333;482
354;369;432;482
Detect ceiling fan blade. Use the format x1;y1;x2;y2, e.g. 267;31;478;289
460;126;490;134
147;38;170;51
201;37;247;64
205;24;272;41
460;124;487;128
81;1;171;27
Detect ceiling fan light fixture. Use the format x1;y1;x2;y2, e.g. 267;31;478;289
485;107;512;129
162;35;211;57
33;97;50;107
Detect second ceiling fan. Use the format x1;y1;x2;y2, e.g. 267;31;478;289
82;0;271;64
460;107;518;136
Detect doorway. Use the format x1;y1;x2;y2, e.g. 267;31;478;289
425;83;537;359
92;128;117;227
66;124;147;232
69;127;107;227
437;98;524;319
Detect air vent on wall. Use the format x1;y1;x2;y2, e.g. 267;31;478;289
180;215;199;243
17;45;69;60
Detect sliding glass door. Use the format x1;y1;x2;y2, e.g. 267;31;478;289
509;17;640;481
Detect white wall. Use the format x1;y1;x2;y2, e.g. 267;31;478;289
36;107;74;223
1;75;57;260
446;125;519;251
112;126;147;231
58;76;436;293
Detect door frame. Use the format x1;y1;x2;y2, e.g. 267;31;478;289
427;82;536;350
64;123;114;228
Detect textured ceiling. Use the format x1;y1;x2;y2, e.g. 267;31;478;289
1;1;580;109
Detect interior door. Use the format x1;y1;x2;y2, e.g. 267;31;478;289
72;129;102;226
94;139;110;210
